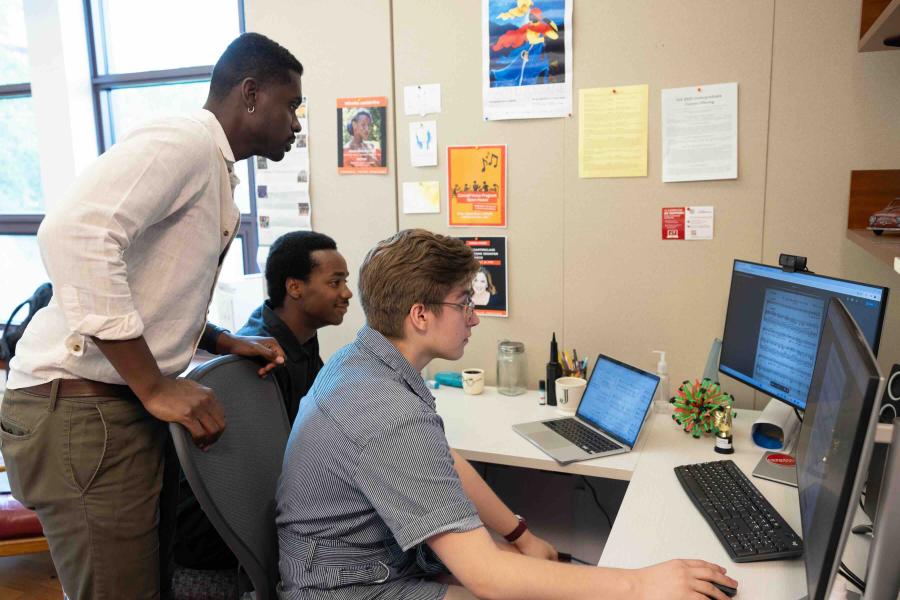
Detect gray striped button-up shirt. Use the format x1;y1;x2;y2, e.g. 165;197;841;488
276;326;482;598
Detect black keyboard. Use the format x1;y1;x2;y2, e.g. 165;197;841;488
543;418;622;454
674;460;803;563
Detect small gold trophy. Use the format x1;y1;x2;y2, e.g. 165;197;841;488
713;407;734;454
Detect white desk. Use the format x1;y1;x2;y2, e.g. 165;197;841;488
435;387;871;600
597;406;807;598
435;386;647;480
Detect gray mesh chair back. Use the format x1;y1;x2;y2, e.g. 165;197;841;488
171;355;290;600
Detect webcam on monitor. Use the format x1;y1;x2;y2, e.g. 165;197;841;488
778;253;809;273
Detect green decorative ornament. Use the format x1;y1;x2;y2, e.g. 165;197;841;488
671;378;736;438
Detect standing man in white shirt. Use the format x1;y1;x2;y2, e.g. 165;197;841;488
0;33;304;600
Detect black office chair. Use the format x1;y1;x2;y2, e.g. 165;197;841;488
170;355;290;600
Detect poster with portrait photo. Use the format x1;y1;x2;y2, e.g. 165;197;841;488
337;97;388;174
459;236;508;317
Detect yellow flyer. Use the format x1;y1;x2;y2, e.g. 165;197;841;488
447;145;507;227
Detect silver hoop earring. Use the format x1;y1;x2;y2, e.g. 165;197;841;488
247;105;255;114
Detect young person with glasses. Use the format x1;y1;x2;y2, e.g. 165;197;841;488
275;229;737;599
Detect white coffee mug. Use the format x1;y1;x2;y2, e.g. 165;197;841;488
555;377;587;414
461;368;485;395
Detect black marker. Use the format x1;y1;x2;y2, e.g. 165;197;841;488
546;333;562;406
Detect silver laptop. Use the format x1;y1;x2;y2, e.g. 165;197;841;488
513;354;660;464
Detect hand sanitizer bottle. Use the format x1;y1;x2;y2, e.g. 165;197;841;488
652;350;670;414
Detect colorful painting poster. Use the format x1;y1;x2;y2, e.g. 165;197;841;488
337;97;388;174
447;145;507;227
459;237;508;317
482;0;572;120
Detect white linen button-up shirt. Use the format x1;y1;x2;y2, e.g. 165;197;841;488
8;109;240;388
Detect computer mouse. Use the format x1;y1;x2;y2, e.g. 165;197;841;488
707;581;737;598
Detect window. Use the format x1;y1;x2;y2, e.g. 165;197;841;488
85;0;257;272
0;235;47;324
0;0;49;317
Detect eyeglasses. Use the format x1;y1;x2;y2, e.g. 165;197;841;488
437;298;477;319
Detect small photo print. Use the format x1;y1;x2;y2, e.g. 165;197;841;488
337;97;388;175
259;215;270;228
295;133;307;149
297;170;308;183
256;156;268;170
257;185;268;198
298;203;310;217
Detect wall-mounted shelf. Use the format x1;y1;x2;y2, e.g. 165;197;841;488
847;170;900;273
847;229;900;273
860;0;900;52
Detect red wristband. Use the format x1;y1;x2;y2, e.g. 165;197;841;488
504;514;528;543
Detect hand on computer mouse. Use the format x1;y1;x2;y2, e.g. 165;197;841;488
630;559;738;600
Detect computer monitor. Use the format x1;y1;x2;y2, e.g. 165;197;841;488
719;259;888;410
795;298;885;600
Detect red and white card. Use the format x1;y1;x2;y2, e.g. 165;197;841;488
662;206;714;240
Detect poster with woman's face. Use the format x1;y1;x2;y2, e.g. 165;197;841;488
459;236;508;317
337;97;388;174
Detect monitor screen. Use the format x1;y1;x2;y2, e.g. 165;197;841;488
719;260;888;410
796;298;883;600
576;354;659;447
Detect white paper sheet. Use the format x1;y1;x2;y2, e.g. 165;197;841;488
662;83;738;182
404;83;441;116
255;98;311;244
685;205;714;240
409;121;437;167
402;181;441;214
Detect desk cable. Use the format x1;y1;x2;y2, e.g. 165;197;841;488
838;562;866;593
558;552;592;565
579;476;613;530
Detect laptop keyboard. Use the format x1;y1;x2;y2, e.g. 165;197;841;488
543;418;622;454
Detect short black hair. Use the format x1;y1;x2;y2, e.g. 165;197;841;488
266;231;338;307
209;33;303;100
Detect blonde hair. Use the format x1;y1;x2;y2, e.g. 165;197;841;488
359;229;480;338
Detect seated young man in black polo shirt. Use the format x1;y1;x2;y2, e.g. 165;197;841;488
174;230;352;571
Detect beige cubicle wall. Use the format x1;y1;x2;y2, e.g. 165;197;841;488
247;0;399;356
762;0;900;388
249;0;899;410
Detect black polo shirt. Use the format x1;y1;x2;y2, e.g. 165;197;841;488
236;300;324;422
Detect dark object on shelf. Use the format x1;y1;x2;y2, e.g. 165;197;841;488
867;198;900;235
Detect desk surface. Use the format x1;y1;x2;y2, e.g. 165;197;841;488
435;386;646;480
435;387;871;600
597;408;808;598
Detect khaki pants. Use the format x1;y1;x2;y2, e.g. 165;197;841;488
0;384;176;600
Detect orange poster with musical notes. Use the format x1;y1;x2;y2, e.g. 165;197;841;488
447;145;507;227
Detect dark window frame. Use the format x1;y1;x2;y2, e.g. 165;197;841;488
81;0;258;273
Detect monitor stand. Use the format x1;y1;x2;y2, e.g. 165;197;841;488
751;397;801;487
751;451;797;487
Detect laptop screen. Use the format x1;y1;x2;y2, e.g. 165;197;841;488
576;355;660;447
